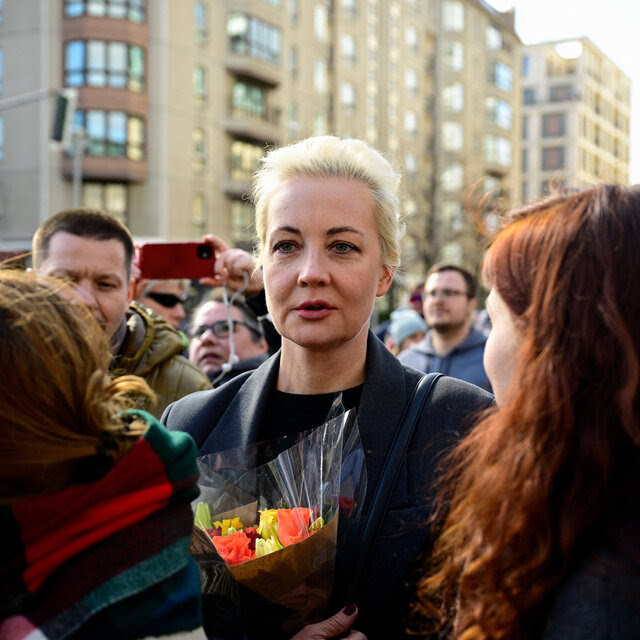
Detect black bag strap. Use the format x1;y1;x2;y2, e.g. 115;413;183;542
349;372;443;597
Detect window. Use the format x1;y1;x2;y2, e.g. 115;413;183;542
542;112;566;137
313;112;327;135
522;54;530;77
404;110;417;134
191;193;206;229
289;46;298;81
314;59;327;93
231;140;263;181
405;69;418;95
227;13;281;64
64;40;145;92
64;0;145;22
405;26;418;50
489;61;512;92
522;115;528;140
443;201;463;232
442;1;464;31
441;164;463;191
405;153;417;176
522;149;528;172
541;146;565;171
444;42;463;71
194;2;208;43
83;183;128;223
193;65;206;100
342;0;356;16
485;96;512;129
486;25;501;50
0;116;3;159
288;0;298;25
340;82;356;111
442;83;463;111
231;200;255;245
341;34;356;63
232;81;266;120
75;109;145;159
314;5;328;41
0;50;3;92
484;135;512;165
523;88;535;104
442;121;463;151
549;84;573;102
192;128;206;171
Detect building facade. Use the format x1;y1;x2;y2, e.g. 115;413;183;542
521;38;631;202
0;0;521;302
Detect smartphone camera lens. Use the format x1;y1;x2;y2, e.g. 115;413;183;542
197;244;213;259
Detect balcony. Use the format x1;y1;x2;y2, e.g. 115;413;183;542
225;52;281;87
222;106;282;144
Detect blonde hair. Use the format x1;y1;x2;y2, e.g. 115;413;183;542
251;136;405;269
0;269;153;503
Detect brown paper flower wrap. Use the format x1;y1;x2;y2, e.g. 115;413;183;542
190;405;365;638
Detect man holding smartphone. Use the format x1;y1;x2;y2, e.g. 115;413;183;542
31;208;212;417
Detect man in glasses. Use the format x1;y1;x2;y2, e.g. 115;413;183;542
32;209;211;417
398;263;491;390
188;292;269;387
134;278;188;331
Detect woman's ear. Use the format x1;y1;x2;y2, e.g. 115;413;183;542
376;265;395;297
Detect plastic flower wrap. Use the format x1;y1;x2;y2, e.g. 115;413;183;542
189;403;365;638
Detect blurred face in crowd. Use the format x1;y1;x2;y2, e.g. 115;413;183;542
139;280;187;329
37;231;131;340
188;301;266;375
423;270;476;333
262;177;394;353
483;288;522;405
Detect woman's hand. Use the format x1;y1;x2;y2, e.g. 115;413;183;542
291;604;366;640
198;235;263;296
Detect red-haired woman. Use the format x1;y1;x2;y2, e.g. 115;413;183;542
417;184;640;639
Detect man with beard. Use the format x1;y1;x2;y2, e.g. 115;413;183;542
398;263;491;390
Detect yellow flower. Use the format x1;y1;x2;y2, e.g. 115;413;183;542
255;535;283;558
257;509;278;538
213;517;244;535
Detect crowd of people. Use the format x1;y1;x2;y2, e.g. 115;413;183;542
1;134;639;640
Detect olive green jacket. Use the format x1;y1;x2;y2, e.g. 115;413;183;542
110;301;211;417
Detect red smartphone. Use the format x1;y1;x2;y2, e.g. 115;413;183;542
137;242;216;279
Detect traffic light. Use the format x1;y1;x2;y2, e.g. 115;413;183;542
51;88;78;148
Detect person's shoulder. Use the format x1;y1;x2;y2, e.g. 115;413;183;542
542;546;640;639
431;374;494;408
162;372;250;430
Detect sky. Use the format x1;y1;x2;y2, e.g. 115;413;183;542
487;0;640;184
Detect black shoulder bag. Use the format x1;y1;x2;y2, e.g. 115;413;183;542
348;372;443;598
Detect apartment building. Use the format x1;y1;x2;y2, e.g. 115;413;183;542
0;0;521;296
521;38;631;202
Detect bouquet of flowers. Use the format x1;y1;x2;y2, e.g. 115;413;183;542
190;404;365;638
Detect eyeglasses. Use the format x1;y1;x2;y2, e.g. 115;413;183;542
144;292;187;308
424;288;470;299
189;319;259;339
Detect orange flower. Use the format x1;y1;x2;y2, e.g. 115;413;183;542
211;529;254;565
277;507;313;546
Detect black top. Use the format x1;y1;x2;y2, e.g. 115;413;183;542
262;384;364;442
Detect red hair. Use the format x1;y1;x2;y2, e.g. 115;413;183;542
417;184;640;639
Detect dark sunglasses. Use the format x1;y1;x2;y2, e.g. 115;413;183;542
144;292;187;308
189;319;260;339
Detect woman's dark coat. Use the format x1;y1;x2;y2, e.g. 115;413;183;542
163;330;494;638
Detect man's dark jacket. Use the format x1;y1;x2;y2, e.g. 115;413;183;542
163;330;494;638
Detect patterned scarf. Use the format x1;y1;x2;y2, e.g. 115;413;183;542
0;411;203;640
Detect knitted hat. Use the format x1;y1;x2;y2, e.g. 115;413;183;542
389;308;427;348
